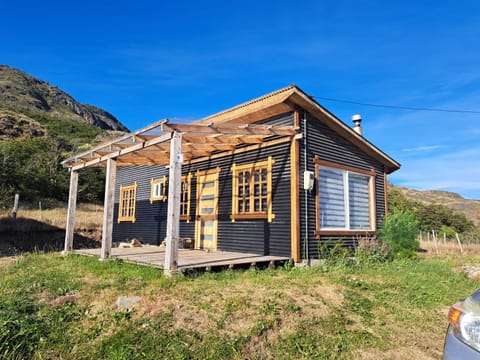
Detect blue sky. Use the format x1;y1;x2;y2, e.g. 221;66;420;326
2;0;479;199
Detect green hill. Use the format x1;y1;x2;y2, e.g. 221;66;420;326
0;65;128;208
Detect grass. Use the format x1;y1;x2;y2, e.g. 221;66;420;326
0;203;103;231
0;252;479;359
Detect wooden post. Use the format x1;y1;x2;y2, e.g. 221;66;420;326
432;230;438;255
12;193;19;219
290;111;300;262
164;131;183;276
101;158;117;260
443;232;447;245
63;170;78;254
455;233;463;254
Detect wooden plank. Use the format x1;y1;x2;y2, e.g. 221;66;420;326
71;132;172;171
62;119;168;166
74;248;289;270
163;123;297;136
63;170;78;254
101;159;117;260
290;111;301;262
313;157;374;176
164;131;182;276
384;170;389;216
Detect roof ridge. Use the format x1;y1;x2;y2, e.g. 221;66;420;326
197;84;298;123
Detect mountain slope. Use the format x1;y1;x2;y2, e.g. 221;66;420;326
393;186;480;227
0;65;129;207
0;65;128;137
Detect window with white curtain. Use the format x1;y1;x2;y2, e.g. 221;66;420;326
318;165;373;230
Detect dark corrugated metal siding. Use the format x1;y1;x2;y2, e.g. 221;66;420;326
299;112;387;258
112;112;294;257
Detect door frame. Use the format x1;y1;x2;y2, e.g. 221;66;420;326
194;167;221;250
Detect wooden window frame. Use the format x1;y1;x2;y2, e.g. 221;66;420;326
118;182;137;223
314;157;376;236
231;156;275;223
150;176;168;203
180;173;192;222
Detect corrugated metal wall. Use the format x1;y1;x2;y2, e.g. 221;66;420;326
298;112;386;259
112;112;294;257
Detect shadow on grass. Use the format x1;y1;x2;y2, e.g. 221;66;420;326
0;217;100;257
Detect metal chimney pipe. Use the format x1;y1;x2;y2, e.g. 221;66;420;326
352;114;362;136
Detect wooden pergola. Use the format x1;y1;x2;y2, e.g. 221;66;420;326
61;119;299;275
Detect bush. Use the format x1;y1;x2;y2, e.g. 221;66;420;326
378;210;419;259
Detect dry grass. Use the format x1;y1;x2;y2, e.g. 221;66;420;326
0;203;103;231
419;239;480;256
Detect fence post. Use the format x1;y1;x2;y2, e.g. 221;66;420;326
12;193;19;219
455;233;463;254
432;230;438;255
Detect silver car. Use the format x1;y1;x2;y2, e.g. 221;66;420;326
443;289;480;359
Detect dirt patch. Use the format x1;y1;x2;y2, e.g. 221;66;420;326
0;217;100;256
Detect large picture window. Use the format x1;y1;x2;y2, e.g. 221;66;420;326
231;156;275;222
315;159;375;233
118;182;137;223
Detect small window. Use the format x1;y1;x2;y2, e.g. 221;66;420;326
180;173;192;222
231;156;275;222
150;176;167;203
118;182;137;223
315;160;375;233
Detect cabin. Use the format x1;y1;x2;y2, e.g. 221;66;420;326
62;85;400;274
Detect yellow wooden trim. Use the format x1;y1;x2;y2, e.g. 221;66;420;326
290;111;301;261
383;170;389;216
150;176;168;203
313;156;374;176
118;181;137;223
180;173;192;222
230;157;275;223
370;173;377;230
267;156;275;223
231;163;237;222
195;168;221;249
315;230;376;236
315;161;376;233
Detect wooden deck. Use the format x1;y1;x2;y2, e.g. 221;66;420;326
74;247;289;271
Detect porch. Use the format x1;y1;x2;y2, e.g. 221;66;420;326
74;247;290;271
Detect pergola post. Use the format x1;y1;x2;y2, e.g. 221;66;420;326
63;169;78;254
164;131;183;276
101;158;117;260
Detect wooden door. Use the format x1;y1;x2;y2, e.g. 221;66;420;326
195;169;220;250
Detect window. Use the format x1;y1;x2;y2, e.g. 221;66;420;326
316;160;375;232
150;176;167;203
180;173;192;222
118;182;137;223
231;156;275;222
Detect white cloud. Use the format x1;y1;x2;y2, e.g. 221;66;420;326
401;145;442;153
389;146;480;199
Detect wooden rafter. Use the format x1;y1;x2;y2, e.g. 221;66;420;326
63;120;299;170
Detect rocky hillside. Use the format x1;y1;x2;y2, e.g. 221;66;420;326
0;65;129;207
394;186;480;226
0;65;128;142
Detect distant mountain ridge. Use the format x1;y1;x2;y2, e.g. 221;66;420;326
394;186;480;226
0;65;128;140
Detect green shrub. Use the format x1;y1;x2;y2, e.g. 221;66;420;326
378;210;419;259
